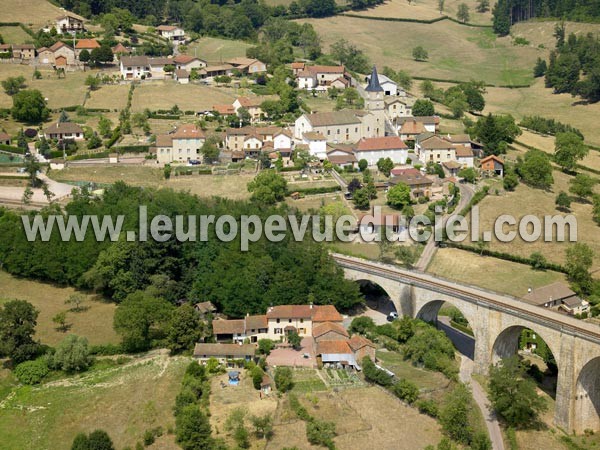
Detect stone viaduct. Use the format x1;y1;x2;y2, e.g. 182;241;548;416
333;253;600;433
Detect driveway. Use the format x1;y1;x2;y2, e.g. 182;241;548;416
266;337;316;368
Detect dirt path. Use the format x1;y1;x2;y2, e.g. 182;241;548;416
459;355;505;450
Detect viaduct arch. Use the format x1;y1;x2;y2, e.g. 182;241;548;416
334;253;600;433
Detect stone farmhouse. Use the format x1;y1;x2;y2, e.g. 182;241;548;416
209;303;376;369
294;110;383;143
152;124;206;164
388;167;435;200
226;57;267;75
233;97;264;122
74;38;100;58
224;126;293;158
522;282;589;316
12;44;36;60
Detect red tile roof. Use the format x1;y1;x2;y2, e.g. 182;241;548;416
348;334;376;351
312;305;343;322
235;96;261;108
313;321;349;338
212;319;245;335
213;104;236;115
245;314;268;330
267;305;313;319
356;136;407;152
75;38;100;49
171;124;205;139
317;340;352;355
193;343;255;357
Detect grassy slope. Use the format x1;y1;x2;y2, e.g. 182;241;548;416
0;354;187;450
0;271;118;346
427;248;567;297
0;0;64;28
298;16;538;86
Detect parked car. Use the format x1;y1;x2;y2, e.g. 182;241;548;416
188;159;200;165
387;312;399;322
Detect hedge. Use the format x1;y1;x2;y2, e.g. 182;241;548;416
68;151;110;161
458;186;488;217
0;144;24;154
114;144;150;153
450;320;474;336
412;75;530;89
339;12;447;24
148;113;181;120
443;241;568;273
0;174;27;180
445;16;493;27
286;185;341;196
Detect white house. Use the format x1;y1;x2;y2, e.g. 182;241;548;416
294;110;383;143
327;145;357;169
273;130;293;150
302;131;327;159
415;134;456;165
120;56;173;80
174;69;190;84
156;25;185;41
385;98;413;120
55;13;85;34
43;122;84;141
354;136;409;166
455;145;474;168
173;55;207;71
296;65;347;91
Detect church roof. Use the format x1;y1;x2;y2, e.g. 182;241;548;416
365;66;383;92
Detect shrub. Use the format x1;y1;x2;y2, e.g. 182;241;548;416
14;358;49;385
416;399;439;417
274;367;293;392
392;379;419;404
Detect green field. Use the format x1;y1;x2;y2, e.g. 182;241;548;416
0;354;187;450
298;15;539;86
0;26;33;44
184;37;254;63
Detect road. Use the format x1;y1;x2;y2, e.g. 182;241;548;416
414;182;475;271
438;317;505;450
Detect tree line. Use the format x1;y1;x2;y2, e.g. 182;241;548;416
0;183;363;318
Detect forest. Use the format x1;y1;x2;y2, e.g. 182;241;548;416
0;183;363;317
493;0;600;35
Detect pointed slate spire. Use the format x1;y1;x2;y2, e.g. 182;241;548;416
365;65;383;92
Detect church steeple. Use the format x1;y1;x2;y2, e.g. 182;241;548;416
365;66;383;92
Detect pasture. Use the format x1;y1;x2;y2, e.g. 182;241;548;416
0;353;187;450
427;248;567;297
0;271;118;346
299;15;539;86
130;81;238;112
0;26;33;44
350;0;492;25
184;37;254;63
0;0;64;28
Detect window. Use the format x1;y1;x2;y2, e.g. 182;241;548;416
275;328;282;334
288;319;292;323
300;318;304;323
327;130;331;136
276;318;280;323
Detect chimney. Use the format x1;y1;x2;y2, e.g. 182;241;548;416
309;302;313;309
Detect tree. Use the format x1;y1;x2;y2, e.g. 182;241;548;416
85;75;100;91
274;366;293;392
387;182;411;209
22;186;33;205
349;316;376;334
517;150;554;189
533;57;547;78
287;330;302;349
85;430;115;450
98;116;113;138
438;0;445;13
439;383;472;443
49;334;91;372
457;3;470;22
472;113;520;156
247;171;287;204
412;99;435;117
347;178;361;194
554;132;588;172
593;194;600;225
476;0;490;12
11;89;50;123
569;173;596;200
201;136;221;163
565;243;594;293
2;76;26;95
0;300;40;363
489;356;547;427
335;87;364;110
377;157;394;177
65;293;86;312
89;45;114;66
412;46;429;62
358;159;368;172
79;49;90;63
555;191;571;210
71;432;90;450
176;405;214;450
250;414;273;439
503;171;519;191
353;188;370;209
330;39;370;73
396;246;417;268
52;311;68;332
257;339;275;356
163;164;172;180
113;291;174;352
167;304;205;354
530;251;548;270
458;167;477;183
